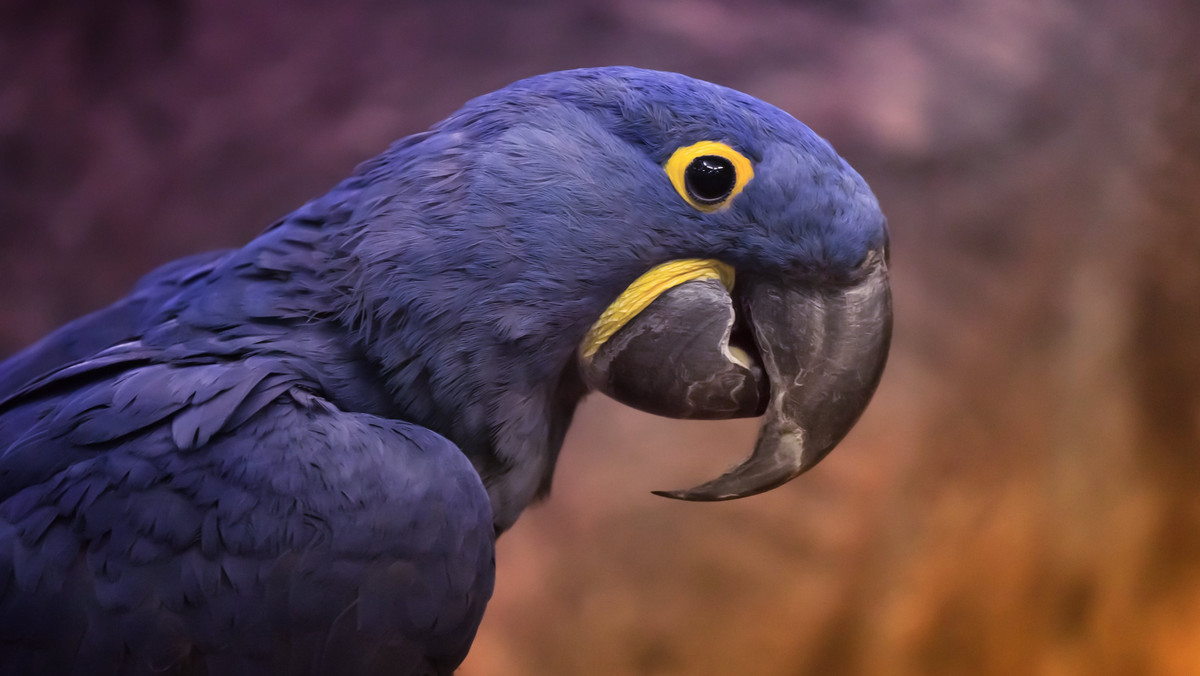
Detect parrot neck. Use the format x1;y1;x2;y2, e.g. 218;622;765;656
147;172;590;533
344;306;590;534
310;182;594;533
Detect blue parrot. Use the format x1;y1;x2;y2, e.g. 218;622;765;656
0;67;890;674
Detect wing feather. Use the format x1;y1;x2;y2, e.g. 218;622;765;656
0;361;494;675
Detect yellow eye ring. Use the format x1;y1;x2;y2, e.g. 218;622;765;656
664;141;755;212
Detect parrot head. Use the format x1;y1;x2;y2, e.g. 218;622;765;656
331;67;890;527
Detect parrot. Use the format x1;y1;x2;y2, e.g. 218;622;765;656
0;67;891;674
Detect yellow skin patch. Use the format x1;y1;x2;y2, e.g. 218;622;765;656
664;141;755;212
580;259;735;360
580;142;752;362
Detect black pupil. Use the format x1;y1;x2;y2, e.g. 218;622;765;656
684;155;736;204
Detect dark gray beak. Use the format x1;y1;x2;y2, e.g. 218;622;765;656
580;276;768;420
581;254;891;501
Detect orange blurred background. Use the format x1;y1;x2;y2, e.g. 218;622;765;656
2;1;1198;673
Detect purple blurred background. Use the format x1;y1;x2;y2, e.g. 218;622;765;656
2;0;1199;673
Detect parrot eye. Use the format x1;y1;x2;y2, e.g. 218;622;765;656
685;156;736;205
664;141;755;212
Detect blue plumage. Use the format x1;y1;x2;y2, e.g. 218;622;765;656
0;67;887;674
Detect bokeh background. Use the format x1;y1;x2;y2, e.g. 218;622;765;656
2;0;1199;673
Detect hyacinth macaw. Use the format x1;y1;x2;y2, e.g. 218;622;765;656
0;67;890;674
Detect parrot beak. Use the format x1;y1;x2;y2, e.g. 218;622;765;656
579;275;769;419
580;253;891;501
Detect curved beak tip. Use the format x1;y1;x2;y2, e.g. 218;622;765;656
648;263;892;502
